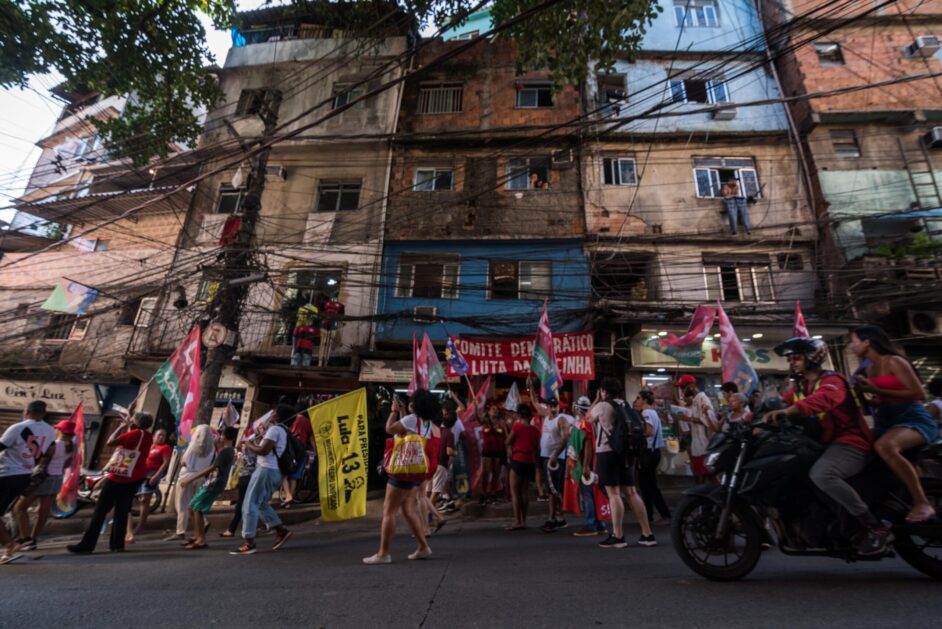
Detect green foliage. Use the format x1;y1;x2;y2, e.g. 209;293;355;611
1;0;658;165
872;231;942;259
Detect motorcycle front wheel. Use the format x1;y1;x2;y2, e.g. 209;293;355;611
671;494;762;581
894;481;942;580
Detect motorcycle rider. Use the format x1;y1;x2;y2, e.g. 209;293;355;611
765;336;890;556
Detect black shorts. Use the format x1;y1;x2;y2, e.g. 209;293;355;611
0;474;31;515
540;457;565;496
596;451;634;488
387;477;421;491
509;460;535;479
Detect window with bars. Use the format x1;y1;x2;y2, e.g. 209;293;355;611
506;157;550;190
316;180;362;212
273;269;343;345
674;0;719;27
603;158;638;186
413;168;454;191
418;82;463;114
692;157;760;198
44;314;77;341
704;259;775;302
830;129;861;158
396;254;460;299
331;83;365;109
216;185;245;214
515;82;553;108
669;76;729;104
489;260;552;300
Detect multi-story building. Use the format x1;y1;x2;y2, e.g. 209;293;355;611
367;38;593;398
0;84;197;461
128;4;416;423
583;0;832;398
763;0;942;376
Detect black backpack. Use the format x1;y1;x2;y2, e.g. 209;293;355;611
606;400;649;461
276;425;306;476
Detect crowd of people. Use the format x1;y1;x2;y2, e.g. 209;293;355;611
1;324;940;566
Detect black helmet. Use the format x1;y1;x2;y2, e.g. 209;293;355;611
774;336;828;371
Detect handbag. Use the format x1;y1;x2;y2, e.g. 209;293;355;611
383;433;428;482
105;432;144;478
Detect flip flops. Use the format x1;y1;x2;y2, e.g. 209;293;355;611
0;553;23;565
184;542;208;550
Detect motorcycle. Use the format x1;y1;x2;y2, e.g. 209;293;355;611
671;413;942;581
52;468;163;519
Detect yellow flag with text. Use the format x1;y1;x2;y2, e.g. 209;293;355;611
308;389;369;521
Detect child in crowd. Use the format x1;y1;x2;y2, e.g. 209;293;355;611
182;427;237;550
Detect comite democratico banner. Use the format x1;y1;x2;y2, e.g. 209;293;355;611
308;388;369;521
446;331;595;380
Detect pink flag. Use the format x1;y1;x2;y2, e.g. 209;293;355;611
459;375;492;431
662;304;717;348
56;403;85;513
530;300;563;402
717;302;759;395
794;301;809;337
421;333;445;390
463;376;491;493
407;334;422;395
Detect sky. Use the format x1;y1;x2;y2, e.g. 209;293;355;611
0;11;239;227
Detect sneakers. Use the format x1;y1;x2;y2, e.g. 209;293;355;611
17;538;36;551
408;547;432;560
536;496;549;503
272;529;292;551
856;526;892;557
554;518;568;530
363;553;392;565
541;520;558;533
598;535;628;549
573;527;598;537
163;533;184;542
478;496;488;507
638;534;657;547
229;542;257;555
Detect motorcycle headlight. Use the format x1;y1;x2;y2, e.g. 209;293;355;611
705;451;722;473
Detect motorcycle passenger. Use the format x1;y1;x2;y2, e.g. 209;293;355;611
850;325;939;524
765;337;890;556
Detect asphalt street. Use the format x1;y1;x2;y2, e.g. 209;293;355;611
1;513;939;629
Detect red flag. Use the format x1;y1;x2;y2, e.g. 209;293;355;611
530;300;562;402
662;304;716;348
794;300;809;337
463;376;491;493
407;334;421;395
56;403;85;513
155;325;202;444
421;333;445;389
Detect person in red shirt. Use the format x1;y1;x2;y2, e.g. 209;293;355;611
505;404;540;531
68;412;154;554
318;296;344;366
765;337;889;557
280;409;315;508
126;428;173;543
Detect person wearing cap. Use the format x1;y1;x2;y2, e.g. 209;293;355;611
0;400;56;564
529;379;576;533
568;396;608;537
673;374;719;485
12;417;75;552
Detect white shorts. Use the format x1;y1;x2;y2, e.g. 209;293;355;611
431;466;448;494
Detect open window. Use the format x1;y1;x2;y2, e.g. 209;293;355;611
316;180;361;211
704;256;775;302
489;260;552;300
515;82;553;108
603;158;638;186
413;167;454;191
670;74;728;104
506;157;550;190
396;254;460;299
693;157;760;198
273;269;343;345
216;185;245;214
592;253;654;300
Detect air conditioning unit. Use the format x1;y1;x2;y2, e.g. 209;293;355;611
907;310;942;336
905;35;941;58
551;148;574;169
923;126;942;149
265;165;287;181
412;306;438;323
712;106;737;120
594;329;614;356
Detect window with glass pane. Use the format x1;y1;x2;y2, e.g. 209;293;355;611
705;261;773;302
814;43;845;65
216;186;245;214
397;254;460;299
519;261;552;299
693;159;759;198
674;0;719;27
331;83;365;109
44;314;75;340
413;168;454;191
507;158;549;189
707;79;729;103
274;269;343;345
515;83;553;108
418;83;464;114
603;158;638;185
317;180;362;211
490;261;518;300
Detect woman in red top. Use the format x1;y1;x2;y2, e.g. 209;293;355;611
851;325;939;523
127;428;173;543
479;404;507;506
505;404;540;531
68;413;154;554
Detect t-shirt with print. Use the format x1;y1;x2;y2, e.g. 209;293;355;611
145;443;173;474
204;446;235;494
107;429;153;484
642;408;665;450
589;401;619;454
257;424;288;470
0;419;57;478
540;413;575;459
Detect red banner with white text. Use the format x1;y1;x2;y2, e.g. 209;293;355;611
445;331;595;380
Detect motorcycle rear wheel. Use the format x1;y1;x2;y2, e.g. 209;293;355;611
894;481;942;580
671;494;762;581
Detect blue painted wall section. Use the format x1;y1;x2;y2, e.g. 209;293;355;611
376;239;591;342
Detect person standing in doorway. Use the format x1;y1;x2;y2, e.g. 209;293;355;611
722;176;751;235
67;413;153;555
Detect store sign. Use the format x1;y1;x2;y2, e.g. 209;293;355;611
632;340;832;372
359;359;459;384
0;380;101;415
447;331;595;380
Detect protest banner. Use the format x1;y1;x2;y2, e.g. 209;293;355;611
446;331;594;380
308;389;369;521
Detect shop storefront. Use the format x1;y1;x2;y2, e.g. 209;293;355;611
0;378;102;432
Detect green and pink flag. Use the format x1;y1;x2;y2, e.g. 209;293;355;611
530;301;562;402
155;325;202;444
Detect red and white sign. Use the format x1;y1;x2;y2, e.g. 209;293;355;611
446;331;595;380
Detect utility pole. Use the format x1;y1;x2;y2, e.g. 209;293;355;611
196;88;282;425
